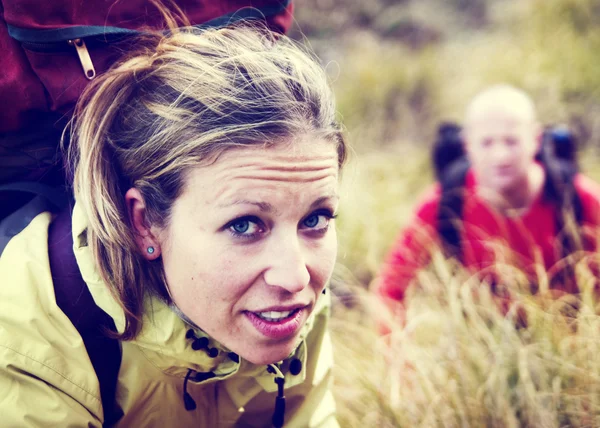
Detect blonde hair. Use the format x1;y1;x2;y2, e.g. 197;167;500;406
67;24;346;339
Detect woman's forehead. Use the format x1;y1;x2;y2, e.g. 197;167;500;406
181;141;340;206
208;140;338;173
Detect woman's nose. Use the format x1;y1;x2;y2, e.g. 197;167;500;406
263;236;310;293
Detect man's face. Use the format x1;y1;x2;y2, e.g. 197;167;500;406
465;108;540;195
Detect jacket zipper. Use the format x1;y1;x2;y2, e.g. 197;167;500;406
68;38;96;80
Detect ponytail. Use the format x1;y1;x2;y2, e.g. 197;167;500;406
67;49;165;339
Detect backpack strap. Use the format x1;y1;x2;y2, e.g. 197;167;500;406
0;182;68;254
433;121;469;259
437;157;470;260
0;185;123;424
48;206;123;426
432;122;464;181
539;143;583;260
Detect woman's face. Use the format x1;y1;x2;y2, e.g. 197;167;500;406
158;138;340;365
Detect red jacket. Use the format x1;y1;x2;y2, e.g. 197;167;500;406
378;169;600;302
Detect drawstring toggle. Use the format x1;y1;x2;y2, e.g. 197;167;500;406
272;376;286;428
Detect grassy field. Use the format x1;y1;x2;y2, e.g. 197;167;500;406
292;0;600;425
292;0;600;287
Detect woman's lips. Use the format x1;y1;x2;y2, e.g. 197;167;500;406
244;307;306;340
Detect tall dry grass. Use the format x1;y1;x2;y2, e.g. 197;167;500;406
330;251;600;427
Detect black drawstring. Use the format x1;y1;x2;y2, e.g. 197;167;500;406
186;329;219;357
183;327;290;426
272;376;286;428
183;369;197;411
182;329;234;412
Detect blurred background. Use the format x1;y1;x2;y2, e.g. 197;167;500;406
290;1;600;426
292;0;600;288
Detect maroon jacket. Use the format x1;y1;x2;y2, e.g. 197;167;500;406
1;0;293;133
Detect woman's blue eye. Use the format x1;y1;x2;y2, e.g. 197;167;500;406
226;217;263;238
232;220;250;234
301;211;336;230
304;215;319;228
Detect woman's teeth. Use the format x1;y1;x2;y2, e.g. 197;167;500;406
256;310;295;322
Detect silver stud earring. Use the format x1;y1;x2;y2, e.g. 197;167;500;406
147;246;155;255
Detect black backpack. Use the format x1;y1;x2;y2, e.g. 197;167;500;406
432;122;583;260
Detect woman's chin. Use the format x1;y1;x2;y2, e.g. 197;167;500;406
238;341;298;366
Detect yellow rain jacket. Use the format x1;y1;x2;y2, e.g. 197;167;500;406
0;204;338;427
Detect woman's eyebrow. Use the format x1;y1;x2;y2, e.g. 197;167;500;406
310;195;339;209
218;194;339;212
218;200;275;213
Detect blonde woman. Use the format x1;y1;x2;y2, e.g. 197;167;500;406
0;24;345;427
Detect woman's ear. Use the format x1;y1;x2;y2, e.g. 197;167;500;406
125;188;161;260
